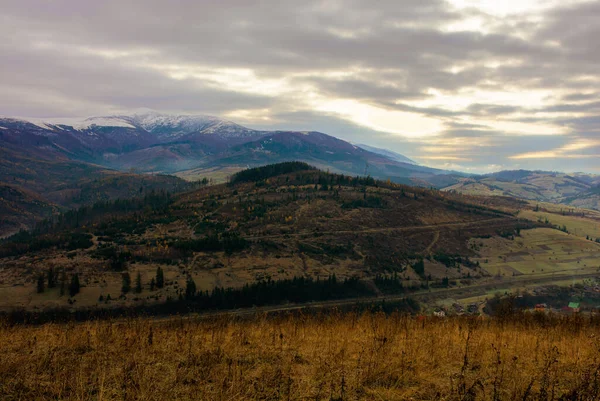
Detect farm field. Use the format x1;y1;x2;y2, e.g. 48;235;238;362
442;172;600;212
174;165;245;183
526;201;600;218
472;228;600;278
518;209;600;239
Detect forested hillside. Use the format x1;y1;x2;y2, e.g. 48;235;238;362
0;162;535;313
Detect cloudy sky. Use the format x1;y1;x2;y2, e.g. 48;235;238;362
1;0;599;173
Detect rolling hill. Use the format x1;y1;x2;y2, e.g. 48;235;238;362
443;170;600;210
0;162;541;311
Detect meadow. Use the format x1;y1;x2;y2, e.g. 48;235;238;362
473;228;600;278
2;311;600;400
519;209;600;240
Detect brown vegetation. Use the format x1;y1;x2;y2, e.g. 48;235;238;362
2;312;600;400
1;165;535;311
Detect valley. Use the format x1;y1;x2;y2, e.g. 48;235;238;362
0;114;598;317
443;170;600;210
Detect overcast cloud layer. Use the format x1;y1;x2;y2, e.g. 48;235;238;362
1;0;599;173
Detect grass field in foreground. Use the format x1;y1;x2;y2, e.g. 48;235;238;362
3;313;600;400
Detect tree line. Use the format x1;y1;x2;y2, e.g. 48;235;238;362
2;274;424;325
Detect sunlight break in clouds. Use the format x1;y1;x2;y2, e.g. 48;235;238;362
510;139;600;159
313;99;443;138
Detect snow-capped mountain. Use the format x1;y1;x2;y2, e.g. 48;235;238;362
119;112;261;140
2;111;261;139
0;112;431;180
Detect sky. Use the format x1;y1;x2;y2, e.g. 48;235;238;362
1;0;599;174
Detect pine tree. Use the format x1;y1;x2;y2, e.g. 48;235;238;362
185;276;197;300
60;270;67;296
36;274;45;293
47;266;56;288
69;273;80;297
121;272;131;294
135;271;142;294
150;278;156;291
156;267;164;289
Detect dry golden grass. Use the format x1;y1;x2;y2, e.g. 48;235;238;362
2;312;600;400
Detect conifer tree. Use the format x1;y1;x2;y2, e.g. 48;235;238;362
185;276;197;300
135;271;142;294
69;273;80;297
60;270;67;296
36;273;45;293
156;267;164;289
47;266;56;288
121;272;131;294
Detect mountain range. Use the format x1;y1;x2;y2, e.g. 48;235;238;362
0;112;447;180
0;111;599;235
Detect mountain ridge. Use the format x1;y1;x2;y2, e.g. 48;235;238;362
2;112;598;223
0;112;432;181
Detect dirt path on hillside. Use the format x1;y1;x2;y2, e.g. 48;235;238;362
244;217;514;240
424;231;440;256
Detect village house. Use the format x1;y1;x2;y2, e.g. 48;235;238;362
433;310;446;318
562;302;581;313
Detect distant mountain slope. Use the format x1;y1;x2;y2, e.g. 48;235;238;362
563;185;600;210
0;134;192;235
442;170;600;210
0;112;459;187
356;143;416;164
0;184;57;237
195;131;452;184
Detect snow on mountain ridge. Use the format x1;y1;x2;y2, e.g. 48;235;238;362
1;116;136;131
2;112;256;137
123;112;224;133
64;116;136;130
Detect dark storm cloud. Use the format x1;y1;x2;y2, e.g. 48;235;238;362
0;0;598;172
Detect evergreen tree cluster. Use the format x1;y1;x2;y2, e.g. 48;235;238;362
230;162;316;184
0;191;173;258
184;275;374;310
373;273;406;294
0;232;93;258
36;190;173;233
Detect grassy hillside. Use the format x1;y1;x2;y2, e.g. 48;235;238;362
0;163;540;312
3;312;600;400
443;171;600;210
